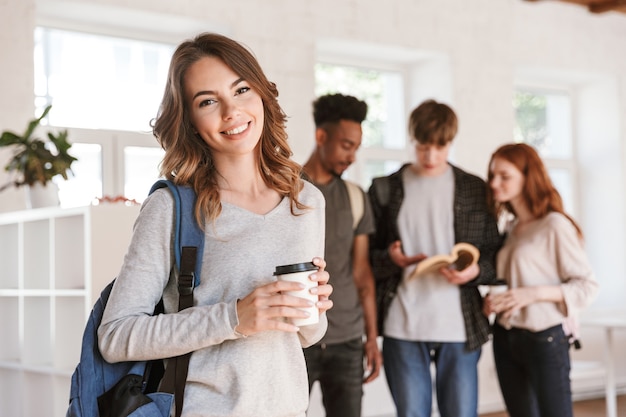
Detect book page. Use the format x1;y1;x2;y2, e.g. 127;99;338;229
411;242;479;278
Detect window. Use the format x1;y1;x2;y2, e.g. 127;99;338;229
34;27;174;131
34;27;173;207
315;39;454;190
513;89;577;214
124;146;165;202
314;62;406;189
315;63;405;150
56;143;102;207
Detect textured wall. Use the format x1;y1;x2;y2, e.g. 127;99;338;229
1;0;625;414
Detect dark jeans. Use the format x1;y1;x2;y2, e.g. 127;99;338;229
303;337;364;417
492;322;573;417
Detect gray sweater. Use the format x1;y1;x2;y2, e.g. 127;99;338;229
98;181;327;417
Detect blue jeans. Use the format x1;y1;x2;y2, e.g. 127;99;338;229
492;322;573;417
382;337;481;417
303;337;364;417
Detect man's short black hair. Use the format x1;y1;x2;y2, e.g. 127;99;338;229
312;93;368;127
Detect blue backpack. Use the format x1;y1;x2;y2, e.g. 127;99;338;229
66;180;204;417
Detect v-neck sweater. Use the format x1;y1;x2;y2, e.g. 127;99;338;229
98;181;327;417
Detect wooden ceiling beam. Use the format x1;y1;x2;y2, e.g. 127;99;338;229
588;0;626;13
523;0;626;14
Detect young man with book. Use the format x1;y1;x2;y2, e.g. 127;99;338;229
368;99;501;417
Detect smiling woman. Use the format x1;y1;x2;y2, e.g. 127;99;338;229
97;32;334;417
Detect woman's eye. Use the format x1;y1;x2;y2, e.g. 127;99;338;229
199;98;216;108
236;86;250;95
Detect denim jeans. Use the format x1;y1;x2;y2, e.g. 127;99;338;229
382;337;481;417
492;322;573;417
303;337;364;417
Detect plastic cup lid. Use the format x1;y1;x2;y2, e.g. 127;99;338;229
273;262;318;275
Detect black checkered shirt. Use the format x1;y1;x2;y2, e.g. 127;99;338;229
368;163;503;351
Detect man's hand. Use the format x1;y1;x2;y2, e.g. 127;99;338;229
363;338;382;383
439;262;479;285
388;240;427;268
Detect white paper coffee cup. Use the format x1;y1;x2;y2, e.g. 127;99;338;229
489;284;508;296
274;262;319;326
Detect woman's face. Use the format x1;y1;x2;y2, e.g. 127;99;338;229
184;56;264;159
489;157;525;204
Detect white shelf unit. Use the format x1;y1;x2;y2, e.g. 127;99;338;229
0;204;141;417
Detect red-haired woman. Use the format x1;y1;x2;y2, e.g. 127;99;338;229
484;143;598;417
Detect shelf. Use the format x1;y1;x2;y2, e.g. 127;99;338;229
0;203;141;417
54;214;85;290
0;289;86;297
0;223;18;289
0;359;74;376
23;219;51;289
54;296;86;370
24;297;52;365
0;297;20;363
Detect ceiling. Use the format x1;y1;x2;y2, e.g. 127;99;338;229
524;0;626;14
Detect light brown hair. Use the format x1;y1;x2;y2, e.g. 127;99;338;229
408;99;458;146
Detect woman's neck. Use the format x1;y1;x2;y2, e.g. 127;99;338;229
214;154;281;214
214;153;261;191
511;200;535;225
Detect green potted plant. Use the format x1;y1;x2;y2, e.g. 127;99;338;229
0;105;77;206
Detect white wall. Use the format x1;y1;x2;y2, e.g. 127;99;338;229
1;0;626;415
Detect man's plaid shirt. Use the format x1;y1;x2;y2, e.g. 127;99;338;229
368;163;503;351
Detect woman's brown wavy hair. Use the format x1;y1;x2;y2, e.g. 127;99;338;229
486;143;583;238
151;33;305;226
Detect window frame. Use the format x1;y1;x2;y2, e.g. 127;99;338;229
513;82;580;218
315;50;412;189
32;23;180;205
315;39;455;190
60;127;161;199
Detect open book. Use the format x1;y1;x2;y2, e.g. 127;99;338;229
411;242;479;278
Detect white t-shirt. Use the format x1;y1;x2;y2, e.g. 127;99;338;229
383;166;466;342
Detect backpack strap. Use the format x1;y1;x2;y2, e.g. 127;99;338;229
345;180;364;231
372;175;390;207
148;179;203;417
149;179;204;286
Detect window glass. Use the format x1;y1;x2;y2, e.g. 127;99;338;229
315;63;405;150
34;27;174;131
34;27;173;207
364;160;403;185
548;168;574;214
57;143;102;208
513;90;572;159
513;88;576;216
315;63;407;189
124;146;165;202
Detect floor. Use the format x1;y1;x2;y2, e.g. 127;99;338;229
480;395;626;417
